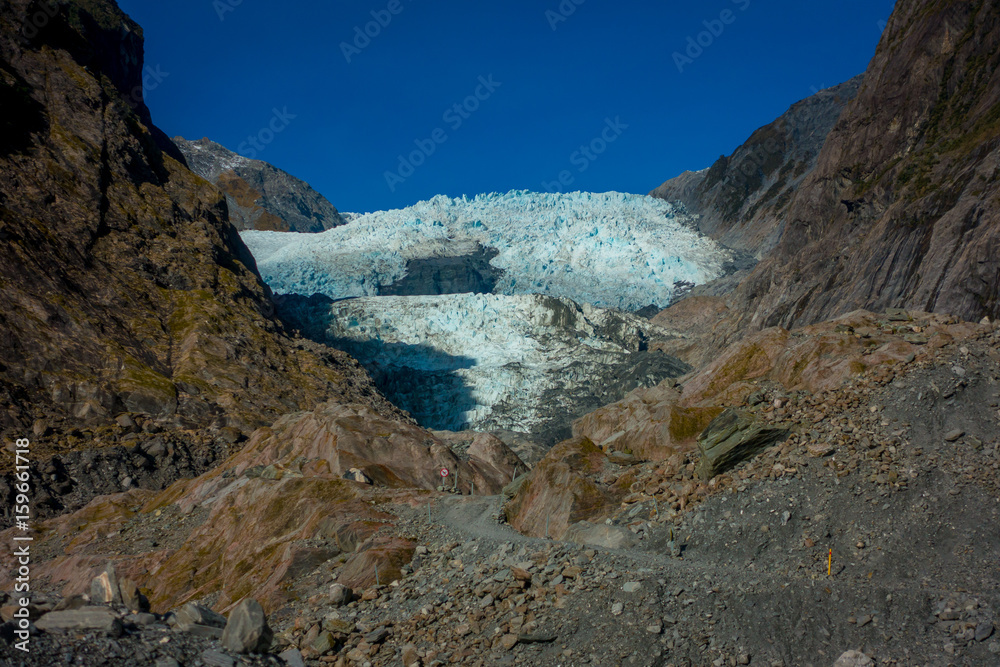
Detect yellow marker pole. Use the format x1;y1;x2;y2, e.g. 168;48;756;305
828;549;832;576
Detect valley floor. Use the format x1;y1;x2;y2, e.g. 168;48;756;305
2;320;998;667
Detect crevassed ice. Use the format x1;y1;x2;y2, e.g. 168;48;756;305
242;190;731;311
318;293;674;432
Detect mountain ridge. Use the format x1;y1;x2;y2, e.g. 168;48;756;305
173;136;345;233
651;76;863;260
713;0;1000;336
0;0;399;469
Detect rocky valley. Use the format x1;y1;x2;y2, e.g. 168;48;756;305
0;1;999;666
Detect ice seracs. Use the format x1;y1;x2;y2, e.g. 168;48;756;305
279;292;689;437
245;190;724;436
243;190;731;311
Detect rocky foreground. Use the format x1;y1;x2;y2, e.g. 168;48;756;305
1;310;998;667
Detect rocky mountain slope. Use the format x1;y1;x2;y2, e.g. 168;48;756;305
0;0;398;506
652;76;863;259
173;137;344;233
712;0;1000;335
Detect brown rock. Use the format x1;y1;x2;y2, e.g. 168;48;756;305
807;442;836;458
0;0;402;481
573;387;723;464
512;567;533;582
337;537;415;590
505;438;624;540
704;0;1000;337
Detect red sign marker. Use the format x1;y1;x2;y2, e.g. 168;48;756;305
440;468;449;478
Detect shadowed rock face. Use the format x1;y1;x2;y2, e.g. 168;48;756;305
173;137;345;233
0;0;399;456
720;0;1000;335
652;77;863;259
378;245;503;296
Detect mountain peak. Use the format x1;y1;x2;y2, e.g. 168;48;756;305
173;136;344;233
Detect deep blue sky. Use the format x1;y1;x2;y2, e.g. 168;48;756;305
118;0;896;213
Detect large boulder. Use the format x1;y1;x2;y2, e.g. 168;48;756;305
89;562;149;613
336;537;415;590
221;598;272;654
505;438;625;540
695;409;789;480
35;607;123;637
573;386;722;463
172;602;227;630
833;650;874;667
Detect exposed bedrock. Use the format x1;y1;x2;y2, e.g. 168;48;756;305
377;245;502;296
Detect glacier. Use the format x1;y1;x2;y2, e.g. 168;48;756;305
277;292;690;439
243;190;732;311
244;190;729;437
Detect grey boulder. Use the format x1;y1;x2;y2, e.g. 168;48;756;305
35;607;123;638
221;598;273;654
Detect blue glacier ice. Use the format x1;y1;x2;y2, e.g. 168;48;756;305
242;190;731;311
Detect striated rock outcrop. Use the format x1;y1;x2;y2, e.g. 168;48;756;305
200;401;526;495
575;310;965;467
573;387;722;464
505;437;626;542
0;0;398;470
2;400;525;613
174;137;345;233
511;309;988;542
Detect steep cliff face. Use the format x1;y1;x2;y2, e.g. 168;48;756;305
728;0;1000;332
0;0;396;453
173;137;344;233
651;77;862;258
